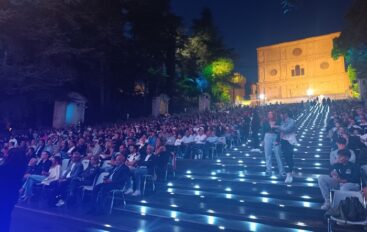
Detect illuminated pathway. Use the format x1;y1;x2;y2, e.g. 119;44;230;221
13;104;362;232
114;104;337;232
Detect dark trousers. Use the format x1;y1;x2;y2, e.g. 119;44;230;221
182;143;192;159
252;130;260;149
91;183;117;212
48;179;71;206
281;139;294;173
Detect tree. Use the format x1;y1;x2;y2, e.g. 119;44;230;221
123;0;182;97
0;0;131;123
177;8;235;103
332;0;367;99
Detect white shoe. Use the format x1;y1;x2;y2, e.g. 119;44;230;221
251;148;261;153
284;174;293;184
321;202;331;210
132;190;141;196
56;199;65;207
124;188;133;195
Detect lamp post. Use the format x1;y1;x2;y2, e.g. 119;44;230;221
306;88;314;103
259;93;265;105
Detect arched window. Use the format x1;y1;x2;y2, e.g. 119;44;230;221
292;65;305;77
295;65;300;76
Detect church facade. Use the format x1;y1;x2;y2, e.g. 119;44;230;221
255;32;351;103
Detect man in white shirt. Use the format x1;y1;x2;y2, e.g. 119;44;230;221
182;130;194;159
193;128;207;159
124;145;156;196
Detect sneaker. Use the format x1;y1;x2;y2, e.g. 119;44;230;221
56;199;65;207
321;202;331;210
284;174;293;184
124;188;134;195
132;190;141;196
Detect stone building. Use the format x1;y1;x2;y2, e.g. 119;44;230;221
256;32;351;104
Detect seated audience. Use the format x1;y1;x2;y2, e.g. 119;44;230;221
329;137;356;165
20;156;61;201
88;154;130;214
49;152;84;207
318;149;360;210
125;144;157;196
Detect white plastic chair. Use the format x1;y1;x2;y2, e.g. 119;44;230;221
108;185;127;214
328;190;367;232
81;159;90;170
81;172;109;200
101;160;112;170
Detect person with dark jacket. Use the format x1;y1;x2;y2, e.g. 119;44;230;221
88;154;130;214
67;155;100;205
33;151;52;176
318;149;361;210
124;144;157;196
49;151;84;207
0;148;28;232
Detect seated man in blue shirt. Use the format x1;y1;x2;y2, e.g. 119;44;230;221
318;149;360;210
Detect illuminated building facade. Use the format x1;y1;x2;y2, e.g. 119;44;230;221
256;32;350;103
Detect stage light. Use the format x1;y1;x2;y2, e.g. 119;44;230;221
207;216;215;225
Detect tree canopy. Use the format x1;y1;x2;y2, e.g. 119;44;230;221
0;0;238;124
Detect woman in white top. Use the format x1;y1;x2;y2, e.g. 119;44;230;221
20;156;61;201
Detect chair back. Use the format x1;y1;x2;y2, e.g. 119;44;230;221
82;159;90;170
96;172;110;185
101;160;112;170
217;137;226;144
61;159;70;172
331;190;365;209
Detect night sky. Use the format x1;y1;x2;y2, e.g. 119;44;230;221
171;0;352;89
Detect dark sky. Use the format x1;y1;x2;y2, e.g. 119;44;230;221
171;0;352;86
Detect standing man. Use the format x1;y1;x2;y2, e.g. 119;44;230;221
280;110;297;184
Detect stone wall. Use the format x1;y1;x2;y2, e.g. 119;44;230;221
257;32;351;102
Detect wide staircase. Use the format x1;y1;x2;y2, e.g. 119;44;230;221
115;104;342;231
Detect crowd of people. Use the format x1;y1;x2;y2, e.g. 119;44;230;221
0;99;367;230
0;107;263;215
317;100;367;210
